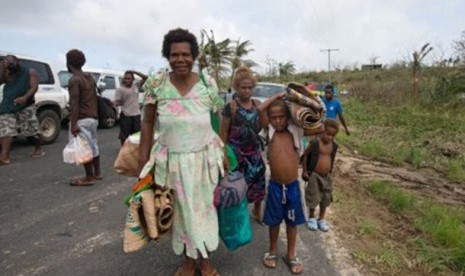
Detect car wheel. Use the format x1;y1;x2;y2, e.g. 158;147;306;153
99;109;116;128
38;109;61;144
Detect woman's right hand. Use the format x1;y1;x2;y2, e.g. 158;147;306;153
301;171;309;181
223;155;230;173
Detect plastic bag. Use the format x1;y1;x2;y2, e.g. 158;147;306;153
218;198;252;251
63;135;93;165
214;171;247;208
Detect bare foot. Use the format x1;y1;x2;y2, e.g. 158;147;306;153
0;159;11;166
199;258;219;276
174;258;196;276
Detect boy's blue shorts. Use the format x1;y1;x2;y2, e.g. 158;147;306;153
263;179;306;226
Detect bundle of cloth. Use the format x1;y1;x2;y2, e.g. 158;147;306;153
285;82;326;130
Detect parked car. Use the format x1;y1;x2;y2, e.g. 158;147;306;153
0;52;69;144
59;69;144;128
252;82;286;102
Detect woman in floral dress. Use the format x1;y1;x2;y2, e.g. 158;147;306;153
138;28;225;276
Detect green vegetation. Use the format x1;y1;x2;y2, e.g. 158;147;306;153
365;180;465;272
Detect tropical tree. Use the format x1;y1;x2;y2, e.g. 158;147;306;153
278;61;296;81
229;38;257;87
453;30;465;65
199;29;232;85
412;43;433;96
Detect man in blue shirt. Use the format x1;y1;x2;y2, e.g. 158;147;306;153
322;84;350;135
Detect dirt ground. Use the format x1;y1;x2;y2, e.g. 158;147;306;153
320;146;464;275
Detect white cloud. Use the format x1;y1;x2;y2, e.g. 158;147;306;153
1;0;464;74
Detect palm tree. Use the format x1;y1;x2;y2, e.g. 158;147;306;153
278;61;296;81
229;38;256;87
199;29;232;85
412;43;433;96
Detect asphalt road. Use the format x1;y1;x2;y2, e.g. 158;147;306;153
0;126;338;276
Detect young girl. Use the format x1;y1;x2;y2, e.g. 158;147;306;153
220;66;283;222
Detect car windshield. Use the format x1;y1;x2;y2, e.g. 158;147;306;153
253;84;285;98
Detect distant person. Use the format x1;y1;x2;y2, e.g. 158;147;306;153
66;49;102;186
0;55;44;166
113;70;147;145
322;84;350;135
262;98;305;275
301;119;339;232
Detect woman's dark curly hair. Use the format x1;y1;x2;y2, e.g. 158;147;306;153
162;28;199;60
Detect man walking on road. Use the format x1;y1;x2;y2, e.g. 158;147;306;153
322;84;350;136
66;49;102;186
113;70;146;145
0;55;44;166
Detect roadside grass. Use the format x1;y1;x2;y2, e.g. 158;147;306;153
365;180;465;273
341;98;465;183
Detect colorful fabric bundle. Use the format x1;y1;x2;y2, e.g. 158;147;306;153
285;82;325;130
214;171;247;208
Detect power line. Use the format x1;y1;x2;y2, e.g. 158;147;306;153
320;48;339;82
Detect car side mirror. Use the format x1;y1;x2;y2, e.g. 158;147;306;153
97;82;106;92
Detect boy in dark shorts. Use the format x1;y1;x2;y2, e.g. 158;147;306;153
262;98;305;275
301;119;339;232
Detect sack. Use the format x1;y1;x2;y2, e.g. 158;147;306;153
63;135;93;165
114;133;140;177
218;199;252;251
123;184;175;253
214;171;247;208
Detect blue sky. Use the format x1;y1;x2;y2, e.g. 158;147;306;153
1;0;464;75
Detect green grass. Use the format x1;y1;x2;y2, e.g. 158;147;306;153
447;158;465;183
357;218;377;236
341;98;465;183
365;180;465;272
366;180;416;213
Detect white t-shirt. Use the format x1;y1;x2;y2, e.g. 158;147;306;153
115;86;140;116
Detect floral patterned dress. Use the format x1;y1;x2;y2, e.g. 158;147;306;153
140;72;224;259
224;101;266;203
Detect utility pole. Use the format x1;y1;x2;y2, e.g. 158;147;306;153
320;48;339;82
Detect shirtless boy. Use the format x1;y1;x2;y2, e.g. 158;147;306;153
301;119;339;232
262;99;305;275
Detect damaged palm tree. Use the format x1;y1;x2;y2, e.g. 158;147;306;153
412;43;433;97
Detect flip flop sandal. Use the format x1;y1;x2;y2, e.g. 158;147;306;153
263;252;278;269
31;152;45;158
282;256;303;275
94;174;104;180
70;178;95;186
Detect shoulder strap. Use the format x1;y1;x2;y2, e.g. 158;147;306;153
306;140;319;173
199;72;208;87
230;99;238;124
